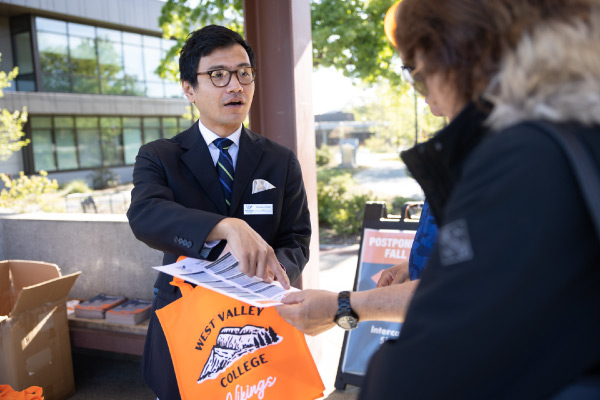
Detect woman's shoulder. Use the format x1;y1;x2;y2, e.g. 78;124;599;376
469;121;582;170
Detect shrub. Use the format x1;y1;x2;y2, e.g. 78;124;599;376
62;179;91;194
390;196;419;215
88;167;120;189
330;191;371;236
317;170;376;236
315;145;334;167
0;170;59;212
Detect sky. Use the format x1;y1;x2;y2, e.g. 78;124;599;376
311;67;376;116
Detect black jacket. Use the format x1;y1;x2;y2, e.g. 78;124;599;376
362;105;600;399
128;123;311;287
361;11;600;399
127;123;311;400
400;102;489;225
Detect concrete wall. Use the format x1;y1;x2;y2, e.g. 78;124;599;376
0;91;188;116
0;212;163;300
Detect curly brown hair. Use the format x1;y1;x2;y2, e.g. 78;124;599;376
392;0;594;104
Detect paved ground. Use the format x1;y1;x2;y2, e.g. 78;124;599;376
69;350;154;400
316;245;361;399
353;150;424;200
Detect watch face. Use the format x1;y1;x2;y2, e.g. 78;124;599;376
337;315;358;330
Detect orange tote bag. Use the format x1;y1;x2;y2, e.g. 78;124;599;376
0;385;44;400
156;278;325;400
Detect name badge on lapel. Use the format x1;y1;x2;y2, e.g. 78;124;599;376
244;204;273;215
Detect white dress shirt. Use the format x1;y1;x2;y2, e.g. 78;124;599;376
198;120;242;169
197;120;243;254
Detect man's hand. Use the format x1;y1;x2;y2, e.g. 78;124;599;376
275;290;338;336
376;260;409;287
208;218;289;289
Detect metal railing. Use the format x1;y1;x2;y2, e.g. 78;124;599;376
65;191;131;214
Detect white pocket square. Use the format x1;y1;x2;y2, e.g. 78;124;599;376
252;179;276;194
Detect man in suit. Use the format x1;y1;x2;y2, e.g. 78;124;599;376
127;25;311;400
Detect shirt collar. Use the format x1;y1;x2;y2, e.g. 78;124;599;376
198;120;242;148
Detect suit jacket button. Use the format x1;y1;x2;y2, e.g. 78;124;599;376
173;236;178;243
187;242;193;248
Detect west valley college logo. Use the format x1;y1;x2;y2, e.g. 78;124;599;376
198;324;282;384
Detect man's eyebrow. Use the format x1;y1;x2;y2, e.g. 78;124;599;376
206;62;252;70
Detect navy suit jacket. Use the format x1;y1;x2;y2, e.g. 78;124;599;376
127;122;311;399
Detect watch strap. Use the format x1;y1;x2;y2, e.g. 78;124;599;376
335;291;358;320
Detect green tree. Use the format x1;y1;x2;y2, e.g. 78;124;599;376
156;0;402;85
0;171;59;212
0;54;29;161
311;0;401;84
157;0;243;82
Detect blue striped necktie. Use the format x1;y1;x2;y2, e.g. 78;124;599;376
214;138;235;209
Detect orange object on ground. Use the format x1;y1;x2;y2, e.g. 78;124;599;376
157;275;324;400
0;385;44;399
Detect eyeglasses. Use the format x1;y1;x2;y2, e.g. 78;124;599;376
197;67;257;87
400;65;427;96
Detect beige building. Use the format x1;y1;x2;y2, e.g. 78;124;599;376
0;0;190;186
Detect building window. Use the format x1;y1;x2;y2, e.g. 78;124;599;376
13;32;36;91
143;117;161;144
122;32;146;96
36;18;71;92
31;117;55;171
25;16;181;98
29;115;191;172
123;118;142;165
100;117;124;166
55;117;78;170
163;117;178;138
76;117;102;168
97;27;124;95
69;22;100;94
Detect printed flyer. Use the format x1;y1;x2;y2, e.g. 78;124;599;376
153;253;294;307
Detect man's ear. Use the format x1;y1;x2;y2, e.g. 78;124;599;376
181;80;195;103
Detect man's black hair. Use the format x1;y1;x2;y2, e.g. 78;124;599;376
179;25;256;87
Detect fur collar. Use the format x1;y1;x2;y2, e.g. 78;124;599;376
485;9;600;131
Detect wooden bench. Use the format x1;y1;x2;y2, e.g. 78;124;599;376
68;314;148;356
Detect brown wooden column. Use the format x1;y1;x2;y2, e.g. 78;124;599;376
243;0;319;291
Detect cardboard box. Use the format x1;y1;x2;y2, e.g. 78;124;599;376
0;260;80;400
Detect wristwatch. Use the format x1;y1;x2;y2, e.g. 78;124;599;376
334;291;359;330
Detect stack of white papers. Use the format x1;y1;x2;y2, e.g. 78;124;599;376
153;252;297;307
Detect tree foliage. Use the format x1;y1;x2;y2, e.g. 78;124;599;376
157;0;403;86
311;0;401;84
0;54;29;161
0;171;59;212
157;0;243;82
